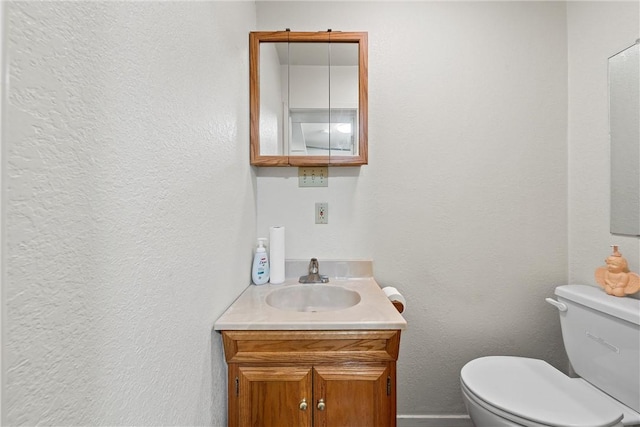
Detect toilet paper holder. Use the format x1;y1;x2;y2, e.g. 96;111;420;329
392;300;404;313
382;286;406;313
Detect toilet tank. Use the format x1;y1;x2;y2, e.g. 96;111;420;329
555;284;640;413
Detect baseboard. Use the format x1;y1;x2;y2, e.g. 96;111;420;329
397;414;473;427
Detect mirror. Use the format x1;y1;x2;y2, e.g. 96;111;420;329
609;40;640;235
250;31;368;166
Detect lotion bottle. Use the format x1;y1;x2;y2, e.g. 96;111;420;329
251;238;269;285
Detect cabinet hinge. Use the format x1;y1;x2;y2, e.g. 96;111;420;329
235;376;239;396
387;376;391;396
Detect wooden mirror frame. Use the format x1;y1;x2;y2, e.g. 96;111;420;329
249;31;368;166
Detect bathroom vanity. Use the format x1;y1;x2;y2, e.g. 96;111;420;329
214;268;406;427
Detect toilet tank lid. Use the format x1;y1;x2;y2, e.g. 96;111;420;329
556;284;640;326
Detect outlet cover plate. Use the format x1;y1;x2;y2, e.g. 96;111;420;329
299;167;328;187
315;202;328;224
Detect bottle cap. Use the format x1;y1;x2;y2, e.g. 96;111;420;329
257;238;267;252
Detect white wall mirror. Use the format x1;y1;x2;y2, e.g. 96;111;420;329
609;40;640;235
250;31;368;166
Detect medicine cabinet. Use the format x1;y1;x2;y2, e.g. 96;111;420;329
609;40;640;235
249;31;368;166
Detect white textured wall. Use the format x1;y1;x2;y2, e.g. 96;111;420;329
4;1;638;425
4;2;255;425
567;2;640;287
257;1;569;417
1;2;5;423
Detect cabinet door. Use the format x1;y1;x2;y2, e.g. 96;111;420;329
313;364;394;427
236;366;312;427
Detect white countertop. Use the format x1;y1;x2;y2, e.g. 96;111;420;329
214;277;407;331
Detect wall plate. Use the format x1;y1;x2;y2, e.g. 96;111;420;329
299;167;328;187
315;202;328;224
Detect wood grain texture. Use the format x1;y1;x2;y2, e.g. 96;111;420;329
222;330;401;363
314;365;392;427
234;365;313;427
223;329;400;426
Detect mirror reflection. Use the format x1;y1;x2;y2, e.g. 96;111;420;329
260;42;359;157
609;40;640;235
290;109;357;155
250;31;367;166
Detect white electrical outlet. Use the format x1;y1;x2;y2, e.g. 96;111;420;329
315;202;328;224
299;167;328;187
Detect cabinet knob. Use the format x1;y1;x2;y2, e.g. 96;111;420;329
317;399;325;411
299;398;308;411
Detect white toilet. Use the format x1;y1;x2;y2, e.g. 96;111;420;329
460;284;640;427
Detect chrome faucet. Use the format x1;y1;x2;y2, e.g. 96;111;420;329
299;258;329;283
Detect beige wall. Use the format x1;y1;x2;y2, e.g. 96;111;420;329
3;2;256;425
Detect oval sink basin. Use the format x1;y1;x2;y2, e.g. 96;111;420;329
266;285;361;312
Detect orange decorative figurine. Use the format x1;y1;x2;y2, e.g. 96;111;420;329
595;245;640;297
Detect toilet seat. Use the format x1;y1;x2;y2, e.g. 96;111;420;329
460;356;624;427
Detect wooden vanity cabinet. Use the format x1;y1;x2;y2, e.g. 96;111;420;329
222;330;401;427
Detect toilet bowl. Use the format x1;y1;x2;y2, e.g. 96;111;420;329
460;285;640;427
460;356;632;427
